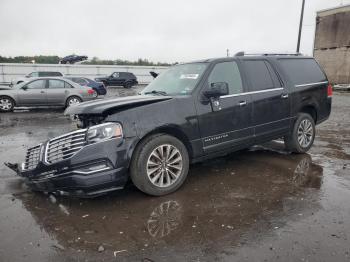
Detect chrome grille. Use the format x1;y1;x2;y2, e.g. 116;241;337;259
45;129;86;164
23;144;41;170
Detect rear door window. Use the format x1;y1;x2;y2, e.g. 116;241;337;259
208;61;243;95
278;58;327;86
244;60;277;91
48;80;65;89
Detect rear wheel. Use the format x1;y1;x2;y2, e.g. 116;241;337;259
0;96;15;112
92;89;98;98
66;96;82;107
130;134;189;196
284;113;315;153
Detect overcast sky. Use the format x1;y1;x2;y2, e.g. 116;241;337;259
0;0;348;63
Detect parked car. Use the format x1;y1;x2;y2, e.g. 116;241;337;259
59;55;88;64
95;72;138;88
65;77;107;97
7;53;332;197
11;71;63;85
0;77;97;111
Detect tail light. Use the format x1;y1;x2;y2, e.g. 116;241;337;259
87;89;94;95
327;84;333;97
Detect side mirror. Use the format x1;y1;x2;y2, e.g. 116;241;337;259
203;82;229;98
21;86;28;90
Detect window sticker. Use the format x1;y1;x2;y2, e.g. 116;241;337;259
180;74;199;79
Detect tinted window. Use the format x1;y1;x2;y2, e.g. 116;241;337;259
72;78;87;85
48;80;65;89
278;58;326;86
244;60;275;91
208;61;243;95
39;72;62;77
26;80;46;89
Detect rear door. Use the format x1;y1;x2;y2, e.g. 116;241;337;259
17;79;47;105
46;79;68;105
243;59;290;140
196;60;254;153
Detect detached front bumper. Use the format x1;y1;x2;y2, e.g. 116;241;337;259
8;130;130;197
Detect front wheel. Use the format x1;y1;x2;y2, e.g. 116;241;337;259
284;113;315;153
0;96;15;112
123;82;132;89
130;134;189;196
66;96;82;107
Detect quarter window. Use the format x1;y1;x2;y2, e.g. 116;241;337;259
48;80;65;89
208;61;243;95
26;80;46;89
278;58;327;86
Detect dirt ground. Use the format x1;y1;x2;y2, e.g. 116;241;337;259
0;87;349;262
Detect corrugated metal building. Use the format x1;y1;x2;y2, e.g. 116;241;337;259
314;5;350;84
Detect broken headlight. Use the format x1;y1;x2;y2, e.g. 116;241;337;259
87;123;123;144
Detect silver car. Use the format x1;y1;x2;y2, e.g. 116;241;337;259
0;77;97;112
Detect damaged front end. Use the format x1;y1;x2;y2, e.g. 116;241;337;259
5;123;130;197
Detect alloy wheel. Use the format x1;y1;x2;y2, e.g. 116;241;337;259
147;144;183;187
68;97;81;106
297;119;314;148
0;98;13;111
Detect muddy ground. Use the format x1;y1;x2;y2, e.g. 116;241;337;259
0;87;349;262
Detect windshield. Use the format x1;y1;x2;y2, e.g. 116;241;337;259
141;63;207;96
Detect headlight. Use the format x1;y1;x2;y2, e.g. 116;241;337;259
87;123;123;144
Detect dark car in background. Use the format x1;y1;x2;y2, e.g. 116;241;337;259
95;72;138;88
59;55;88;64
65;77;107;97
11;71;63;85
7;53;332;198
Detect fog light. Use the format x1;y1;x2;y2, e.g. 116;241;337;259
73;163;110;175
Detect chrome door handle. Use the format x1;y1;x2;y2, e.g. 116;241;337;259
239;101;247;106
281;94;289;99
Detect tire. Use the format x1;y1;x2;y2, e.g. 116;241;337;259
66;96;82;107
123;82;132;89
0;96;15;112
130;134;189;196
284;113;316;153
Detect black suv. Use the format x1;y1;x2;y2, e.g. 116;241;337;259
95;72;138;88
7;53;332;197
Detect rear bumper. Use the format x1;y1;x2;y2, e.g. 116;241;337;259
17;138;130;197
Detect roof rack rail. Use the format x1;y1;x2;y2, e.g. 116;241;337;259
234;51;302;57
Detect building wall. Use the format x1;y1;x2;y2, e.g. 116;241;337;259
0;63;168;85
314;5;350;84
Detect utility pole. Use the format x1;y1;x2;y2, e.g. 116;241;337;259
296;0;306;53
226;49;230;57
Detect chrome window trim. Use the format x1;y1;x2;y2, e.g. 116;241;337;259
295;81;328;88
220;87;284;98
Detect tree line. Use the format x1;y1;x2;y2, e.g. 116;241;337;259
0;55;173;66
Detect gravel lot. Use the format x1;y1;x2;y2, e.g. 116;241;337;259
0;88;349;262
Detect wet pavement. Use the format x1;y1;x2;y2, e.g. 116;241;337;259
0;88;349;262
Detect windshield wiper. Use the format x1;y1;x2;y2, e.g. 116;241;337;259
144;90;167;96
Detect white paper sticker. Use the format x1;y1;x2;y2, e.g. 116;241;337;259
180;74;199;79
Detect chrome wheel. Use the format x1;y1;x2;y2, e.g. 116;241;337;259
147;144;183;188
92;90;98;98
68;97;81;106
297;119;314;148
0;98;13;111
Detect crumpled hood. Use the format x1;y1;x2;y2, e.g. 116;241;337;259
64;95;172;115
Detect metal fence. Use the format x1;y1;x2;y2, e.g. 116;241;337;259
0;63;169;85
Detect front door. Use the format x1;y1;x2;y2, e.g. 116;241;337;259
196;61;254;154
17;79;47;105
242;59;290;140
